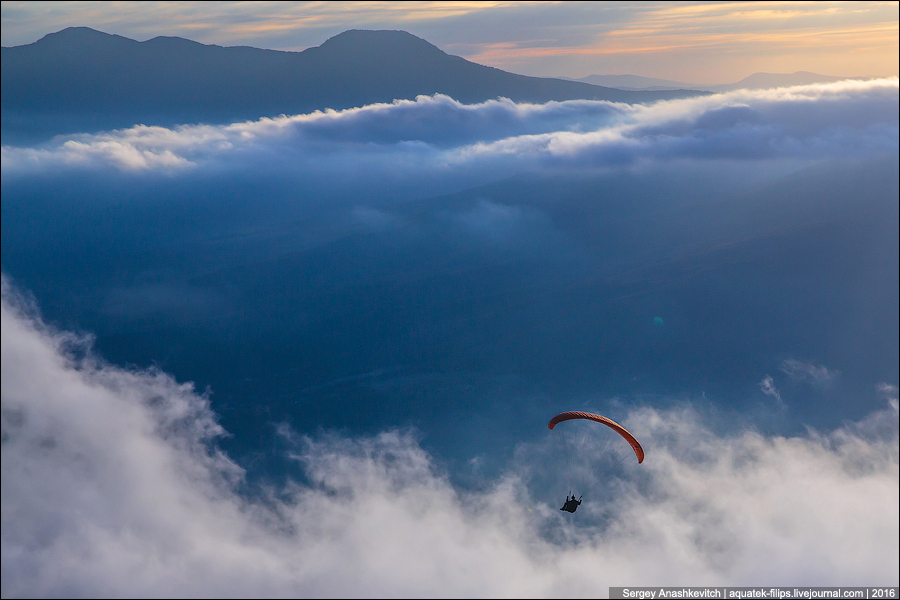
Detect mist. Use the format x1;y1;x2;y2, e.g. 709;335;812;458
2;79;898;595
2;279;897;596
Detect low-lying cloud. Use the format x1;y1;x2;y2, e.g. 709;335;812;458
2;78;896;177
2;275;897;597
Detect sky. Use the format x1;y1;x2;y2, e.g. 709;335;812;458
1;1;898;83
2;3;899;598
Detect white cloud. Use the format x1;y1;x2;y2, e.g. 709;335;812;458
759;375;782;403
877;383;899;406
2;78;896;175
878;383;899;395
780;359;840;384
460;78;899;164
2;275;897;597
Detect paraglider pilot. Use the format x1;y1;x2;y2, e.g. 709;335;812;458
560;494;582;513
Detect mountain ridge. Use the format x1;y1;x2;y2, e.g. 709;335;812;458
2;27;708;144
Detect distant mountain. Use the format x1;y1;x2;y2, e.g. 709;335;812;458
566;71;862;92
1;27;707;144
562;74;704;91
713;71;853;92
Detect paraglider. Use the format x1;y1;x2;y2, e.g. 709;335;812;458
549;411;644;512
560;494;582;513
548;411;644;463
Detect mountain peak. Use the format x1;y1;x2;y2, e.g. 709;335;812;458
34;26;136;48
315;29;446;58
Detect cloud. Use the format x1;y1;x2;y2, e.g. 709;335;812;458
877;383;899;405
447;199;551;251
3;79;896;177
780;359;840;384
0;94;626;173
759;375;782;403
350;206;403;233
101;282;227;323
2;275;897;597
461;78;899;164
878;382;899;396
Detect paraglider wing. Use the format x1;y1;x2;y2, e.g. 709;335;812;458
548;411;644;464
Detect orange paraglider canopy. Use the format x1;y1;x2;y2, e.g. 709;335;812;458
548;411;644;464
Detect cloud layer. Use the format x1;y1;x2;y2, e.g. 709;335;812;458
2;72;898;598
2;276;897;597
3;78;897;177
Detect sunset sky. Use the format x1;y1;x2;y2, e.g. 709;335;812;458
2;1;898;83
